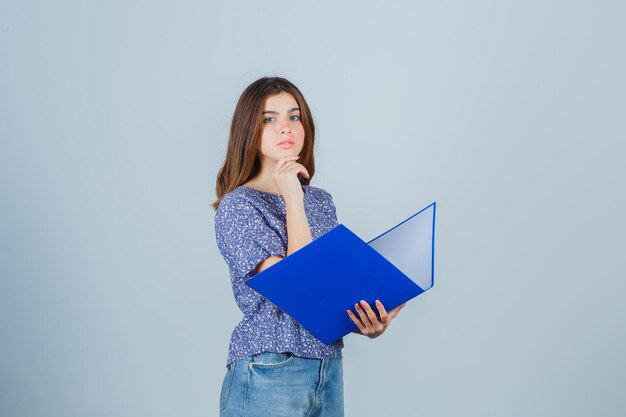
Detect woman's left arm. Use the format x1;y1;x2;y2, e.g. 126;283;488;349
347;300;406;338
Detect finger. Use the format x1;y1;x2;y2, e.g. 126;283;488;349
278;162;302;173
278;163;310;179
388;302;407;320
360;300;384;331
275;160;298;173
284;164;310;178
274;156;300;170
275;161;302;174
278;156;300;163
375;300;390;325
274;156;300;171
347;309;366;333
354;302;373;328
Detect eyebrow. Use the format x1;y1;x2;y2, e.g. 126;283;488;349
261;107;300;115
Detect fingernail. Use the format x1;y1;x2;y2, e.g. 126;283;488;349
376;300;381;305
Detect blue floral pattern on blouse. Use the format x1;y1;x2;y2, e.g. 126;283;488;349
215;185;344;367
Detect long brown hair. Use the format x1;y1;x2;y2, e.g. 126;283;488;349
212;77;316;210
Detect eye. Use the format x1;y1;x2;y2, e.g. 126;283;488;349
263;117;275;123
290;115;301;121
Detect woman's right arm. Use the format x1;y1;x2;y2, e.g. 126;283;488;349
252;198;310;275
274;156;312;255
252;156;312;275
253;255;283;275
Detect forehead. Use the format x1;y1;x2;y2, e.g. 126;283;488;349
263;92;299;110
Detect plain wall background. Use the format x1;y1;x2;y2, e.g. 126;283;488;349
1;1;625;416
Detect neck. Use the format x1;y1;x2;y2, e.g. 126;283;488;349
245;157;282;194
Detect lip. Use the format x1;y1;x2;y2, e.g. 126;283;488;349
277;139;295;148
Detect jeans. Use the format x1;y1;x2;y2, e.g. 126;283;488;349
219;351;344;417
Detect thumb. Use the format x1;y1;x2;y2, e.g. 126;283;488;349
389;303;407;319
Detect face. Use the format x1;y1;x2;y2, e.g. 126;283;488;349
258;92;305;165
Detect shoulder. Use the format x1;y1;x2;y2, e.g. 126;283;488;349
216;186;252;212
304;185;339;224
304;186;338;219
303;185;334;202
217;185;282;212
215;187;266;228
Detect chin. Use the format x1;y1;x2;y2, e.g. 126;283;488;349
280;151;301;158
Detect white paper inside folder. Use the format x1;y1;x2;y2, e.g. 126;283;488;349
367;202;436;292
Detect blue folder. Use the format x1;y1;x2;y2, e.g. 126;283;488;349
246;202;436;345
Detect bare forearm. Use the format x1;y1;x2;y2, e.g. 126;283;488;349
285;199;312;255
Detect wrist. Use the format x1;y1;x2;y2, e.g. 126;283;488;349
283;196;305;209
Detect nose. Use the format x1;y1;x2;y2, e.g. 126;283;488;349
279;119;292;134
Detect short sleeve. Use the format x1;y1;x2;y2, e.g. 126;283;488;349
319;188;339;228
215;194;285;279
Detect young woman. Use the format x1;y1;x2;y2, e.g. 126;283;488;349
212;76;405;417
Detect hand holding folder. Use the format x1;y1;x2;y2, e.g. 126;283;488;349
246;202;437;345
348;299;407;338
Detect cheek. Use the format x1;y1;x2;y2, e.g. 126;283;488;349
296;124;306;141
260;130;273;149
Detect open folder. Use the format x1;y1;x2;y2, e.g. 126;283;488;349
246;202;436;345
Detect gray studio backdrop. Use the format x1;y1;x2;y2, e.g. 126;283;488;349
1;1;625;416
